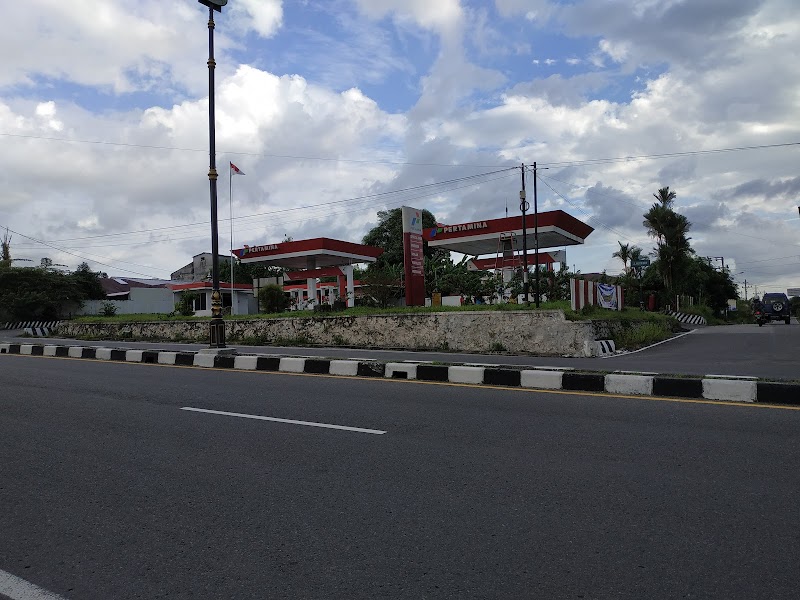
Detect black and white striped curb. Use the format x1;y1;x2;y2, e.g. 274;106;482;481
22;327;52;337
587;339;616;356
2;343;798;406
666;311;707;325
1;321;60;330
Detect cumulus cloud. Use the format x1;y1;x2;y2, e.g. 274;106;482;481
353;0;463;34
722;176;800;200
229;0;283;38
3;0;799;295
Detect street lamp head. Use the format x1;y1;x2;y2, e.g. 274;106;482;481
198;0;227;11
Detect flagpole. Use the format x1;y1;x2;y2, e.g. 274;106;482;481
229;161;235;315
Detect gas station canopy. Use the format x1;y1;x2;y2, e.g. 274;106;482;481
232;237;383;309
233;238;383;269
423;210;593;257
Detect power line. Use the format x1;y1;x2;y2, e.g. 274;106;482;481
4;131;798;170
37;167;517;244
538;141;800;168
1;224;159;278
538;174;650;210
734;253;800;266
535;176;638;243
0;132;509;169
13;170;521;256
536;172;799;248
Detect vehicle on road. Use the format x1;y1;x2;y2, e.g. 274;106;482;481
755;293;791;326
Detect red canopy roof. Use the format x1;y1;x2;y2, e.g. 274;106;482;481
423;210;592;256
233;237;383;269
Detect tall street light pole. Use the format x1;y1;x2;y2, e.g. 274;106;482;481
533;162;540;308
199;0;228;348
520;164;529;305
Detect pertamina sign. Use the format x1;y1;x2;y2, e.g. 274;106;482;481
401;206;426;306
241;244;279;256
428;221;488;238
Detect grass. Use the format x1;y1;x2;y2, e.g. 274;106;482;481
680;302;755;326
71;301;573;323
562;305;676;324
609;321;674;349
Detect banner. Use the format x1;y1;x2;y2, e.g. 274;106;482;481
596;283;619;310
571;279;624;311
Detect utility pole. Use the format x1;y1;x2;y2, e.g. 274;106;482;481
533;162;540;308
520;164;529;305
743;279;748;301
708;256;725;272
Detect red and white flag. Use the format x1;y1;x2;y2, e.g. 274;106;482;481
230;162;245;175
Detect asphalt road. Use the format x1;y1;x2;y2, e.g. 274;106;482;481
2;355;800;599
3;318;799;380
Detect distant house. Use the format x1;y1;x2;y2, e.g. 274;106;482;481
100;277;171;300
78;277;174;315
168;281;257;316
170;253;230;282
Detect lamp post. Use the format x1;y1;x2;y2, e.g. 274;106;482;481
199;0;228;348
520;164;529;305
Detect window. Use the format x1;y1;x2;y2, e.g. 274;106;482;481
193;293;207;311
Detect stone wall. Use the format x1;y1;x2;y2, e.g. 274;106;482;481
57;310;602;356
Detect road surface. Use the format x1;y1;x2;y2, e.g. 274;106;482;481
3;319;799;380
1;354;799;599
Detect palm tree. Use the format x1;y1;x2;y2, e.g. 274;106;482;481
643;187;676;244
642;186;691;297
612;241;632;275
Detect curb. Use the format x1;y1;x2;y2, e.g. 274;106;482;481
2;342;798;406
585;339;616;357
666;310;707;326
1;321;61;330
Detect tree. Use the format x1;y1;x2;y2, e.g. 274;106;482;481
361;264;403;308
72;262;106;300
0;267;86;320
612;242;632;275
643;186;692;299
541;264;578;302
362;208;448;271
1;229;11;269
218;259;284;284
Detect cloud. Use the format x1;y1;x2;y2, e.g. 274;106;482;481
229;0;283;38
508;72;610;107
583;182;646;231
598;39;630;63
682;202;730;232
4;0;800;296
494;0;557;22
352;0;463;34
722;176;800;200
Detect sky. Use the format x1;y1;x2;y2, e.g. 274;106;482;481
2;0;799;297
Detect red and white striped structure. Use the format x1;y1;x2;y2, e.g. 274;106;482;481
570;278;624;311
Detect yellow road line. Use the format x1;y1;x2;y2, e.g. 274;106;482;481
2;352;798;411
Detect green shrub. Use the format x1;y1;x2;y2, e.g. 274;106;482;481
100;301;118;317
258;284;289;313
175;292;198;317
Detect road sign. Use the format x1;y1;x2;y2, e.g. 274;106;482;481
631;258;651;268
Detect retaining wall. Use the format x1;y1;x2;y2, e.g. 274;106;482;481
55;310;667;356
57;310;595;356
